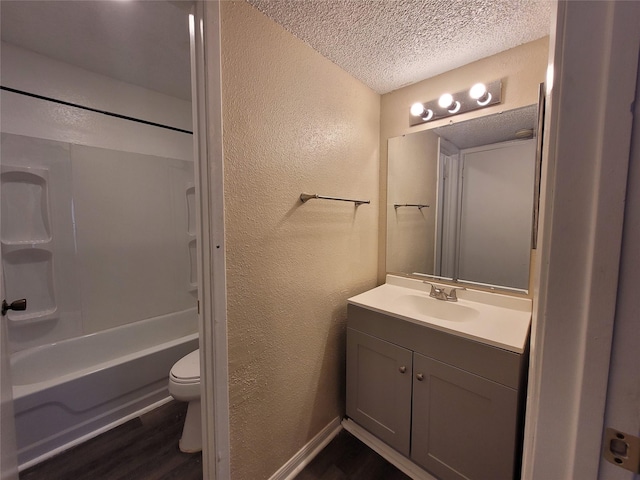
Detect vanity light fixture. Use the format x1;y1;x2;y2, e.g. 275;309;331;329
409;79;502;127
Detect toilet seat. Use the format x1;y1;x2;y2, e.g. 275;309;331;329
169;349;200;401
170;349;200;382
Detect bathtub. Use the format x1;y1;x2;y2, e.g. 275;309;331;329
10;308;199;469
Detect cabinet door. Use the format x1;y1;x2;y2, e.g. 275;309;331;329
346;328;412;456
411;352;519;480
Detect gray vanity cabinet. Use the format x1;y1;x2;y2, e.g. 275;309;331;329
346;328;413;456
346;304;527;480
411;352;519;480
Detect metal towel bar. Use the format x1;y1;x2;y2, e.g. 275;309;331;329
393;203;430;209
300;193;370;206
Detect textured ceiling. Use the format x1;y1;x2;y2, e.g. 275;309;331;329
433;104;538;150
246;0;552;94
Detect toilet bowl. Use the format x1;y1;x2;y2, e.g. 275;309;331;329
168;349;201;453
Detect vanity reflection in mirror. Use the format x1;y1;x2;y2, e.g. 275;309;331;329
387;104;539;293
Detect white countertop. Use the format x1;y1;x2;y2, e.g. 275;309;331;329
348;275;532;353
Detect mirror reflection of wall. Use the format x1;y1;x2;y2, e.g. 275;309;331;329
386;130;438;275
387;104;538;292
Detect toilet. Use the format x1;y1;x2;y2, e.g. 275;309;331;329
168;349;201;453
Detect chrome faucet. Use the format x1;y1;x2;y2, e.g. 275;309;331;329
424;282;466;302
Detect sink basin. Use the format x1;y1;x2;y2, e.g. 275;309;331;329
392;294;480;322
348;275;533;353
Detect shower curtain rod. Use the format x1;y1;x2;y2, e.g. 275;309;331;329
1;86;193;135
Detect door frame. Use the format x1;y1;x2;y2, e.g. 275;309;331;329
522;1;640;478
599;38;640;480
190;2;230;479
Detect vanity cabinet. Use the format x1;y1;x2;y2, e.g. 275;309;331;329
346;304;528;480
346;329;413;455
410;352;519;480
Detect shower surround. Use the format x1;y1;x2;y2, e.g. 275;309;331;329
1;42;197;469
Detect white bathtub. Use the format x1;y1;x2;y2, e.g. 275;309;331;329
10;308;199;469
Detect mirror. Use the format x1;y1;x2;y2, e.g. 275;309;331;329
386;104;540;292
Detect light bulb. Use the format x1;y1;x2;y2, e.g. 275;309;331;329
448;101;461;114
438;93;454;109
410;103;425;116
469;83;487;100
410;103;434;121
470;82;492;106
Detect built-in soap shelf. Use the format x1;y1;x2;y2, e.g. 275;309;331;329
186;184;197;293
188;239;197;292
1;166;52;244
186;185;196;236
1;165;58;325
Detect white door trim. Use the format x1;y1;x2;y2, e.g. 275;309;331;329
599;40;640;480
190;2;230;479
522;1;640;479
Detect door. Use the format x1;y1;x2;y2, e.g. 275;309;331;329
0;256;19;480
346;328;412;455
411;352;518;480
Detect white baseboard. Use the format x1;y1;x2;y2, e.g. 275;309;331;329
268;417;342;480
341;418;438;480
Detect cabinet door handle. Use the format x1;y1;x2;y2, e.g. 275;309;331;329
399;366;407;374
416;373;424;381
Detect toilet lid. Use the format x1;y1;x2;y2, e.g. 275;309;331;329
171;349;200;381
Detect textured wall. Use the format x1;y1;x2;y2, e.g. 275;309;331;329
220;2;380;478
379;37;549;281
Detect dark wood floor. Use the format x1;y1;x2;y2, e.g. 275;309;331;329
20;402;405;480
294;430;411;480
20;401;202;480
